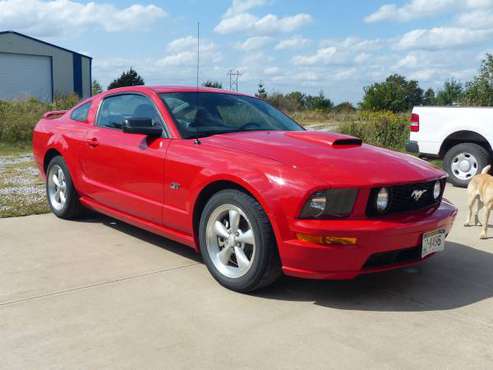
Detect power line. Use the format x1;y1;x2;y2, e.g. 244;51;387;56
227;69;242;91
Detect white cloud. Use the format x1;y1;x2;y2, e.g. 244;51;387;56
215;12;311;34
236;36;273;51
0;0;167;37
223;0;267;18
320;37;384;51
293;37;383;66
354;52;371;64
166;36;216;54
365;0;493;23
395;54;419;68
457;9;493;28
264;66;280;75
293;47;340;65
275;35;310;50
158;36;221;67
397;27;493;50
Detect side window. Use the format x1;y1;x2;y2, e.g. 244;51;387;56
96;94;163;129
70;102;91;122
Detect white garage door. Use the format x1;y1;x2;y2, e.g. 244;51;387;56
0;53;52;102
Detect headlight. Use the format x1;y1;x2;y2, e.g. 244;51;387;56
433;180;441;200
376;187;389;213
300;189;358;219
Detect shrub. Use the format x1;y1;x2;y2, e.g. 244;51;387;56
338;111;409;151
360;74;423;113
0;94;79;144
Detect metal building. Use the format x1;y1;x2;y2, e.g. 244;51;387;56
0;31;92;102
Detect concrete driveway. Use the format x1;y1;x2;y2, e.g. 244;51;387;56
0;186;492;369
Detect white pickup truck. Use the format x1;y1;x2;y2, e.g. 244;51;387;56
407;107;493;187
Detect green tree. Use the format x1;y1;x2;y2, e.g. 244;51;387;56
202;81;222;89
333;102;356;113
284;91;306;111
108;68;145;90
305;91;333;111
255;82;267;99
463;54;493;106
435;79;463;106
360;74;423;112
423;88;436;105
92;80;103;95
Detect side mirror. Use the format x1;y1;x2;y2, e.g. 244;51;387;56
122;118;163;137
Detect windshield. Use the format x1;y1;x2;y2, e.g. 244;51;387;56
160;92;304;139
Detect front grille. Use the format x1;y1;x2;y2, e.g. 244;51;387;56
363;246;421;270
366;179;445;217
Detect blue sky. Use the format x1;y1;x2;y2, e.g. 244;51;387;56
2;0;493;103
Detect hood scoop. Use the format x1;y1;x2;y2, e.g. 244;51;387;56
285;131;362;147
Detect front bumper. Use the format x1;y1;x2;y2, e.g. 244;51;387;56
280;200;457;280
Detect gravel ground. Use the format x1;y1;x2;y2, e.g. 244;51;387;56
0;153;49;217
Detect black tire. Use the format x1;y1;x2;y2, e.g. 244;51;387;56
46;156;82;219
199;189;281;292
443;143;490;188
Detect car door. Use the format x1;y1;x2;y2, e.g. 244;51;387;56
80;93;169;224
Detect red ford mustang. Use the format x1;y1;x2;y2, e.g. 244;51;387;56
33;86;457;292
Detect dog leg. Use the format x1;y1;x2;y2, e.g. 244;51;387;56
475;198;483;226
465;194;477;226
480;206;490;239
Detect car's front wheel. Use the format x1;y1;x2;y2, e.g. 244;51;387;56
199;189;281;292
46;156;82;219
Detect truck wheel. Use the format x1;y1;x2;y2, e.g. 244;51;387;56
443;143;490;187
46;156;82;219
199;189;281;292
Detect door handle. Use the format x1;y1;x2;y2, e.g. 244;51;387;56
87;137;99;147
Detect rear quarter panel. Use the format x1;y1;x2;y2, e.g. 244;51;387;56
32;110;92;191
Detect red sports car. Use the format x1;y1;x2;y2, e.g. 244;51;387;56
33;86;457;292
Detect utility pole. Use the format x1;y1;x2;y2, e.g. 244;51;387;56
227;69;242;91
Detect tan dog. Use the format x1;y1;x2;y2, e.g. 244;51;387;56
465;165;493;239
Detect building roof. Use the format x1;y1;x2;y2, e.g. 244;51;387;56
0;31;92;59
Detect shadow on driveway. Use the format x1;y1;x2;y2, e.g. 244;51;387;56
257;241;493;312
75;213;493;312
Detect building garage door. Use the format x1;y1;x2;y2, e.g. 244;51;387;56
0;53;52;102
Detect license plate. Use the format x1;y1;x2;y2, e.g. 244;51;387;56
421;229;446;258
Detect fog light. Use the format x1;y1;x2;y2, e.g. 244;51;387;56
296;233;357;246
433;181;441;200
376;187;389;213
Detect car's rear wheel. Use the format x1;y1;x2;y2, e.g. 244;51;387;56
199;189;281;292
46;156;82;219
443;143;490;187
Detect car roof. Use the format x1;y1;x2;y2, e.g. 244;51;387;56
101;85;253;97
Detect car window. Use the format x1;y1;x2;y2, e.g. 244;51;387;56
160;92;303;139
70;101;91;122
96;94;163;129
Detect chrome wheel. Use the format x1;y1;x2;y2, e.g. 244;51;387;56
205;204;256;279
47;164;67;211
451;152;478;180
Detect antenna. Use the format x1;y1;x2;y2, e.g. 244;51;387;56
196;21;200;89
194;21;201;145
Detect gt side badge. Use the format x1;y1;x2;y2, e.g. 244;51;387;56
170;182;181;190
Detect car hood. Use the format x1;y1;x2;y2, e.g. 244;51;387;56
203;130;445;187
